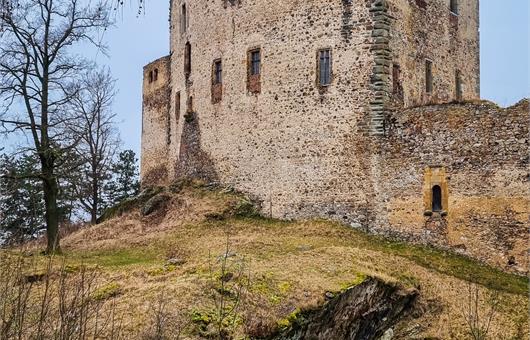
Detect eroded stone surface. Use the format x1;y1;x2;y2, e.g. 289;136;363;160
271;277;418;340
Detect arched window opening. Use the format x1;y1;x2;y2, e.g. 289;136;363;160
148;71;153;83
154;69;159;82
432;185;443;212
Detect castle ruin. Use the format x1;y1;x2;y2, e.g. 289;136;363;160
141;0;528;273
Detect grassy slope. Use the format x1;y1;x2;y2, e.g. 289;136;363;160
33;186;529;338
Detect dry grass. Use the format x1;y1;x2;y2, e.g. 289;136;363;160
10;185;529;339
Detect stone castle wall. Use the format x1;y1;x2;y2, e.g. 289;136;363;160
157;0;480;207
137;0;529;273
372;100;529;273
167;0;380;219
387;0;480;108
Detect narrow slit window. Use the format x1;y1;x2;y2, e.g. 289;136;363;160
247;49;262;94
175;92;181;121
319;49;331;86
450;0;458;14
154;69;159;82
392;64;401;95
432;185;443;212
166;110;171;145
250;49;261;76
148;71;153;83
213;60;222;84
184;42;191;77
455;70;463;101
187;96;193;113
181;4;187;34
425;60;433;94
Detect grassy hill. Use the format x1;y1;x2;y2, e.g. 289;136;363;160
6;182;528;339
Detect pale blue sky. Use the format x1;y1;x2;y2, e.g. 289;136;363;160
12;1;530;155
480;1;529;106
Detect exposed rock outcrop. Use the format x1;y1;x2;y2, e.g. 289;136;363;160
272;277;418;340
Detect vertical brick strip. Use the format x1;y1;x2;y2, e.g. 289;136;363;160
369;0;392;136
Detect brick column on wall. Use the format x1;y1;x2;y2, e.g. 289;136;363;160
369;0;392;136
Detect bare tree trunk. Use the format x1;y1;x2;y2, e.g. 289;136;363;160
91;174;98;225
42;171;60;253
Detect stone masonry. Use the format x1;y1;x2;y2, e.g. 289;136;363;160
141;0;529;273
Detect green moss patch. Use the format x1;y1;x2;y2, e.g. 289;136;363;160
92;282;122;301
67;247;161;269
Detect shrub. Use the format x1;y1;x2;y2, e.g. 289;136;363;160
0;254;123;339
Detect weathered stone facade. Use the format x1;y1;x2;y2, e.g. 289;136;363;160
141;0;529;273
373;100;529;274
141;56;171;184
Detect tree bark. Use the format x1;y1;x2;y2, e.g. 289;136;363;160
91;175;98;225
42;165;60;254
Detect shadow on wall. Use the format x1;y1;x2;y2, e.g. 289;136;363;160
174;110;219;183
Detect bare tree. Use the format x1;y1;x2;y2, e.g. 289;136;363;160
142;292;189;340
1;0;145;24
0;0;112;253
70;69;120;225
0;253;124;339
460;283;500;340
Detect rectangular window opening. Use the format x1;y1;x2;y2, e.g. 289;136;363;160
212;60;223;103
318;49;331;86
250;49;261;76
455;70;463;101
425;59;433;94
181;4;187;34
247;48;262;94
187;96;193;113
184;42;191;77
213;60;222;84
175;92;181;122
392;64;401;95
450;0;458;14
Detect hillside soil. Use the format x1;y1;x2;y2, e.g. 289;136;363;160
12;183;529;339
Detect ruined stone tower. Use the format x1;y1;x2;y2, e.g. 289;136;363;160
141;1;529;272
